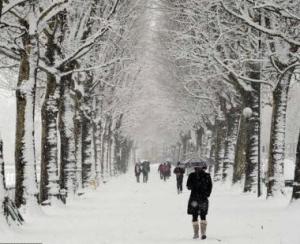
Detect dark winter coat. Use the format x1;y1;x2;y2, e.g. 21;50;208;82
173;166;185;179
187;170;212;215
134;164;141;176
142;161;150;174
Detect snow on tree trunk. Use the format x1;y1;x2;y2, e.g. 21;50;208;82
40;73;60;204
0;136;6;223
111;137;116;176
74;96;83;191
180;133;190;161
113;115;123;174
292;131;300;200
267;67;294;197
94;119;103;184
59;74;77;197
15;33;39;208
120;139;132;174
91;94;104;184
101;116;110;180
101;116;112;178
75;123;83;190
195;127;204;156
213;100;227;182
243;84;261;194
81;91;94;188
100;120;106;180
233;115;247;183
106;118;113;177
222;107;240;185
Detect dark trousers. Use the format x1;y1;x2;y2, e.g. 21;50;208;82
192;213;206;221
143;173;148;183
176;175;183;192
136;174;140;183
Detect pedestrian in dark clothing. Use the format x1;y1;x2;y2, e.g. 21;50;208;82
158;163;163;179
166;162;171;178
142;161;150;183
186;161;212;240
134;162;141;183
173;162;185;194
162;163;169;181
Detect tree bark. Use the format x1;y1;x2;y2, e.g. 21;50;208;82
113;115;123;174
222;107;240;184
40;73;60;203
267;66;295;197
74;94;83;191
195;127;204;156
0;136;6;219
233;115;247;183
15;35;39;208
243;84;261;193
213;99;227;182
81;85;94;188
292;131;300;200
59;73;77;197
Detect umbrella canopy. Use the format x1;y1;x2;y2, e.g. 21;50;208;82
182;158;209;169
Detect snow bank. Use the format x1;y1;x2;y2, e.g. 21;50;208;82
282;200;300;244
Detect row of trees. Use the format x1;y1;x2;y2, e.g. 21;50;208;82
0;0;142;223
162;0;300;200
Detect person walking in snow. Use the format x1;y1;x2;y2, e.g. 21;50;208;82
173;162;185;194
134;162;142;183
158;163;164;179
186;161;212;240
162;163;168;181
166;162;171;178
142;161;150;183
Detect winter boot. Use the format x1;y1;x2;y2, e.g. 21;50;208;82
192;221;199;239
200;220;207;239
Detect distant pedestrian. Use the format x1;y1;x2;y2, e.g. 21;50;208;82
134;162;142;183
162;163;168;181
142;161;150;183
187;161;212;240
166;162;171;178
158;163;164;179
173;162;185;194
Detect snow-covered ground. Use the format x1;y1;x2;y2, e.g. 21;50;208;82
1;165;299;244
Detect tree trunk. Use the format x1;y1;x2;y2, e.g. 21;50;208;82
81;91;94;188
74;94;83;191
40;73;60;204
196;127;204;156
213;102;227;182
180;133;190;160
94;119;103;184
292;131;300;200
120;139;132;173
267;67;294;197
100;119;106;180
113;115;123;174
233;115;247;183
102;116;112;178
15;37;39;208
243;84;261;194
59;74;77;197
0;136;6;221
222;107;240;185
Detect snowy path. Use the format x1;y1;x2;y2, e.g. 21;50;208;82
1;168;288;244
